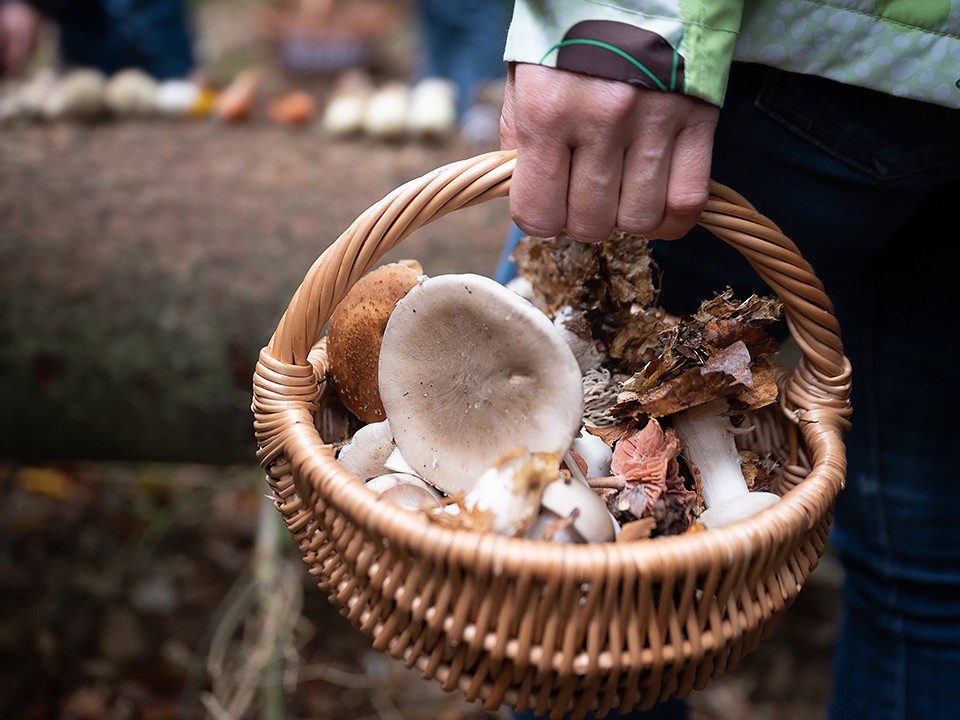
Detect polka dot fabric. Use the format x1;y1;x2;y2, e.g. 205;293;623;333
735;0;960;107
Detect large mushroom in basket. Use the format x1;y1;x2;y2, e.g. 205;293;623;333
377;273;585;497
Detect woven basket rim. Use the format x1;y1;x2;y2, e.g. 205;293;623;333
280;382;840;581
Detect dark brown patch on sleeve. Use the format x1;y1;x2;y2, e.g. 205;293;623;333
554;20;684;92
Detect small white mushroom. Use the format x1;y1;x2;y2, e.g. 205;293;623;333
571;428;613;478
378;273;584;495
363;81;410;140
671;398;779;528
322;70;373;137
43;69;107;120
10;68;57;119
504;276;534;303
525;476;617;543
104;69;158;116
463;448;560;536
366;472;441;512
336;419;394;479
155;79;202;116
407;77;456;140
553;306;605;373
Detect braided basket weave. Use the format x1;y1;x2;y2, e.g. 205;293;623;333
252;151;851;719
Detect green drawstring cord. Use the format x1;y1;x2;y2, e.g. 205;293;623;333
538;37;683;92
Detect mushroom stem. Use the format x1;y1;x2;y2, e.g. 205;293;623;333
672;398;779;528
563;450;588;486
673;400;748;507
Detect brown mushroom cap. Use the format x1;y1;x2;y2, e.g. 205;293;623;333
326;261;423;422
378;273;584;495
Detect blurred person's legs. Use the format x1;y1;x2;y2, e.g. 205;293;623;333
416;0;509;118
55;0;194;79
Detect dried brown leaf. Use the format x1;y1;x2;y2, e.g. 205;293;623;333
694;289;782;325
600;233;658;307
514;230;672;373
616;517;657;542
732;359;780;411
582;421;638;446
613;341;756;418
513;234;599;313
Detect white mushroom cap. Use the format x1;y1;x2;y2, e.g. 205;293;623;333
697;491;780;529
407;77;457;139
383;446;420;476
464;448;560;536
336;419;394;479
155;79;201;116
537;477;617;543
571;428;613;478
43;69;107;120
378;274;584;495
553;306;605;373
363;81;410;140
104;68;158;116
365;472;442;512
504;276;534;303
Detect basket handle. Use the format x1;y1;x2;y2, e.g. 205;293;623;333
261;150;850;430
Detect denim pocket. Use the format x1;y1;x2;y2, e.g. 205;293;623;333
753;67;960;181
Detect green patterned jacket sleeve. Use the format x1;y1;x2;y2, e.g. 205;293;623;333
504;0;745;106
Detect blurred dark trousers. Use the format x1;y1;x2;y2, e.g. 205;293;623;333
496;62;960;720
48;0;194;79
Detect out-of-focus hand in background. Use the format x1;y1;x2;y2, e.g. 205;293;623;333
0;0;41;76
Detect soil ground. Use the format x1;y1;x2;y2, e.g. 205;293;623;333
0;2;841;718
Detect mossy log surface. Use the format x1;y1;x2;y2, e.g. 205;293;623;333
0;122;507;462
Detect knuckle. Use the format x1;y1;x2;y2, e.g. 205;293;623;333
666;188;710;217
514;211;564;239
566;216;615;244
651;222;691;241
617;214;657;235
617;202;663;235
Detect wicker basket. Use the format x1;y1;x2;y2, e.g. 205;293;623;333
252;150;852;719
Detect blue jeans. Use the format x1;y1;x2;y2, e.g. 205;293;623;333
499;63;960;720
48;0;195;79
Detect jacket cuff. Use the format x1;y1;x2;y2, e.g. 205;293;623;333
504;0;742;106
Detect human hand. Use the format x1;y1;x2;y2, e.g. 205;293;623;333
500;62;720;242
0;0;40;77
